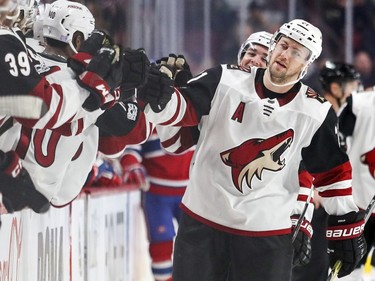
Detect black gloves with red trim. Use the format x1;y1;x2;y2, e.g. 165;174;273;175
291;215;313;267
0;151;50;213
326;211;367;278
68;30;151;111
137;54;192;113
361;147;375;178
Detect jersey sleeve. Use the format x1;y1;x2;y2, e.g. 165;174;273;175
144;65;223;126
302;108;358;215
0;31;91;129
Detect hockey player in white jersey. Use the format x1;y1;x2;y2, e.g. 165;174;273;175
322;61;375;281
138;19;366;281
9;0;151;206
156;31;315;268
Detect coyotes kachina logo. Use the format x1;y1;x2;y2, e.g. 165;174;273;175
220;129;294;193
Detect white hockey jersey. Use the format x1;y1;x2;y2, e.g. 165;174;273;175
340;91;375;213
145;65;358;236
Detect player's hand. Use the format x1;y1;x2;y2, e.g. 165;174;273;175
326;211;367;278
137;65;175;113
121;48;150;90
68;30;113;75
361;147;375;178
157;54;192;87
0;151;50;213
78;45;123;111
291;215;313;267
120;154;149;191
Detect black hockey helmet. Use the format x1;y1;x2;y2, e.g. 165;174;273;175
319;61;360;91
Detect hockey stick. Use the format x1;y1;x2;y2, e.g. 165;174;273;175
292;187;314;243
326;194;375;281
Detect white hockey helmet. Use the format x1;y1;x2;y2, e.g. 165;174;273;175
269;19;322;65
43;0;95;52
14;0;39;34
268;19;322;81
237;31;272;64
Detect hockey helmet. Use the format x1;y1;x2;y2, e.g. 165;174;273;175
320;61;360;91
43;0;94;52
237;31;272;64
14;0;39;34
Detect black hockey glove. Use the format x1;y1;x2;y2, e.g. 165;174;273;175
291;215;313;267
0;151;50;214
121;48;150;90
137;65;175;113
68;30;113;75
157;54;193;87
78;45;123;111
326;211;367;278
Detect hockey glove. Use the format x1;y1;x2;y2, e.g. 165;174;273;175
0;151;50;213
157;54;192;87
291;215;313;267
68;30;113;75
121;48;150;90
79;45;123;111
361;147;375;178
326;210;367;278
120;154;149;191
137;65;175;113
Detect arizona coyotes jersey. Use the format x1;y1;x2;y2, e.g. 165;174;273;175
145;65;358;236
0;28;89;129
13;54;97;206
340;91;375;213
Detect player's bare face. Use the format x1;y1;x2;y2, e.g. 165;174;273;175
240;44;268;68
268;37;310;84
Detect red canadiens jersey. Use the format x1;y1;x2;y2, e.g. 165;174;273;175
145;65;358;236
124;129;194;196
340;91;375;213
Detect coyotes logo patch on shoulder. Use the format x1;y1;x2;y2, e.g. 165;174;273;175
220;129;294;193
227;64;251;73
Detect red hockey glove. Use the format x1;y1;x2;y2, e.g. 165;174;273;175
78;45;123;111
291;215;313;267
120;154;149;191
95;172;122;187
326;211;367;278
0;151;50;213
121;48;150;90
361;148;375;178
137;65;175;113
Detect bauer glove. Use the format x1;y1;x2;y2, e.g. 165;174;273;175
291;215;313;267
326;210;367;278
157;54;192;87
121;48;150;90
137;65;175;113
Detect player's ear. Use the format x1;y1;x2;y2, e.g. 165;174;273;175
72;31;85;52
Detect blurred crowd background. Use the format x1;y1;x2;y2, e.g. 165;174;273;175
39;0;375;92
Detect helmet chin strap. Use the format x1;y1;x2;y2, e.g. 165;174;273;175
69;41;78;54
265;64;309;88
